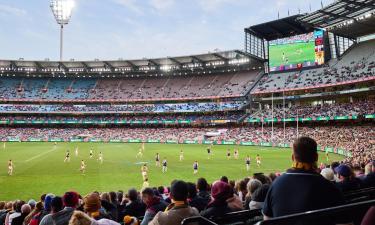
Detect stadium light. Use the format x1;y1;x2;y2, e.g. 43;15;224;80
50;0;75;61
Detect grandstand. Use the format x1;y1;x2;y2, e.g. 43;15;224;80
0;0;374;225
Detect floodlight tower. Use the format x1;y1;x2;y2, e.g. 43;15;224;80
50;0;74;61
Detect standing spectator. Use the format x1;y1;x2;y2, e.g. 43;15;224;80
363;161;375;188
263;137;346;221
149;180;199;225
140;188;167;225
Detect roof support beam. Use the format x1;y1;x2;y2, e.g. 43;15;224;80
80;62;90;72
103;61;115;72
168;57;183;67
58;62;68;72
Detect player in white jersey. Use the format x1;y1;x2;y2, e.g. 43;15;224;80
141;143;145;152
64;150;70;162
155;153;160;167
193;161;199;174
53;142;57;150
80;160;86;174
75;146;79;156
98;152;103;164
136;148;143;158
234;149;239;159
245;155;251;171
141;164;148;180
226;149;231;159
256;154;261;167
179;150;184;161
8;160;13;176
3;142;6;150
162;158;168;173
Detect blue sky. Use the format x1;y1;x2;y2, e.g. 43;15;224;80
0;0;334;61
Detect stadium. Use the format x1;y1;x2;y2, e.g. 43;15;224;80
0;0;374;225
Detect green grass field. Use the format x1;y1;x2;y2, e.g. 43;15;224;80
0;142;344;200
269;41;315;68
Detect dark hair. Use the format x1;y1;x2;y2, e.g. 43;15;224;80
197;178;208;191
128;189;138;202
253;173;271;185
141;188;154;196
40;194;46;202
63;192;79;208
170;180;188;201
157;186;164;195
15;200;25;213
117;192;123;203
220;176;228;183
51;196;63;213
109;192;117;204
186;182;197;198
293;137;318;163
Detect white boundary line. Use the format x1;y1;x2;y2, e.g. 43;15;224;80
24;148;57;162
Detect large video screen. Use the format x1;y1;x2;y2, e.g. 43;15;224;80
269;30;325;72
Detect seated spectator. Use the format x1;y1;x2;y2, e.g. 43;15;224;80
320;168;336;184
5;200;25;225
263;137;345;220
363;160;375;188
123;215;139;225
39;196;64;225
84;193;109;220
68;211;120;225
12;204;31;225
335;164;362;192
24;201;43;225
244;179;262;210
249;184;269;210
40;192;78;225
119;189;146;219
39;193;55;221
361;206;375;225
187;182;207;212
0;202;12;225
149;180;199;225
201;181;234;219
196;178;211;207
140;188;167;225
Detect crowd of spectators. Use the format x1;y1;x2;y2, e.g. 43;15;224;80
0;102;245;113
0;126;373;166
0;137;374;225
249;100;375;119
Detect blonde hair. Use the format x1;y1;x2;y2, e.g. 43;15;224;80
69;211;92;225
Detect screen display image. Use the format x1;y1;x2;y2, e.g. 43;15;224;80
269;30;325;72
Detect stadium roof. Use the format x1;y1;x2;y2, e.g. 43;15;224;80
0;50;264;77
298;0;375;39
245;15;314;41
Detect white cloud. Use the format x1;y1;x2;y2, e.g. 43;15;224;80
149;0;175;11
0;4;26;17
112;0;143;15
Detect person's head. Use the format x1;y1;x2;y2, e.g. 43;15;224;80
0;201;5;210
210;181;232;203
247;179;262;197
109;192;117;204
5;201;13;210
292;137;318;164
187;182;197;199
157;186;164;195
100;192;110;202
63;191;79;208
141;188;155;205
27;199;36;210
335;164;353;181
117;192;123;203
51;196;63;213
220;176;229;183
14;200;25;212
320;168;335;182
21;204;31;214
34;201;44;212
84;193;101;215
170;180;188;202
330;162;340;174
268;173;277;182
253;173;271;184
69;211;92;225
196;178;208;192
40;194;47;203
127;189;138;202
44;194;55;211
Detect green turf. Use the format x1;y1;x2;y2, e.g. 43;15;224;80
269;41;315;68
0;142;344;200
